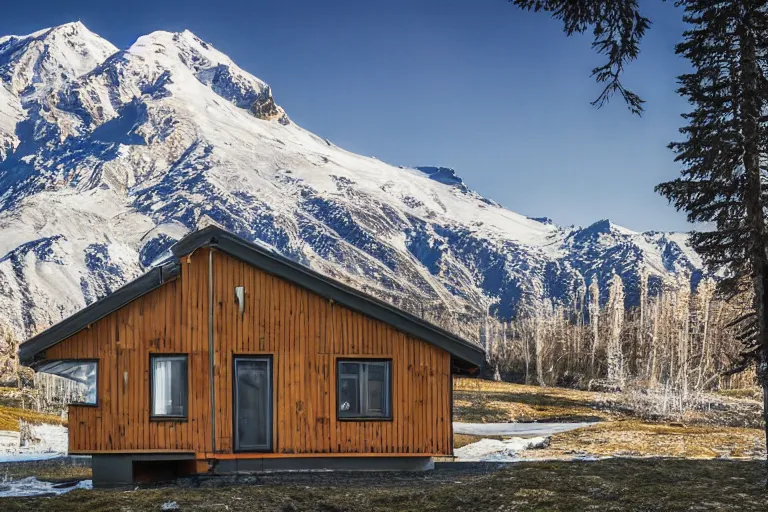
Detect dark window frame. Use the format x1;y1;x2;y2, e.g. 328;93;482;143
149;353;189;421
336;358;393;422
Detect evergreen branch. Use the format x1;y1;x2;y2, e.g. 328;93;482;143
510;0;650;114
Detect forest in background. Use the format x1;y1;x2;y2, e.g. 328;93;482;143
475;271;756;401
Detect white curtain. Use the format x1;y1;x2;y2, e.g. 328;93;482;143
153;360;172;415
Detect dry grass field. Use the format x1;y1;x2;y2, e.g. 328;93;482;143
1;379;767;510
0;387;65;431
453;378;766;459
0;404;65;431
5;459;768;511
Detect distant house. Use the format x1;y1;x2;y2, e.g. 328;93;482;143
19;226;484;487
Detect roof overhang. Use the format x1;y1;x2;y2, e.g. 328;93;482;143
19;261;180;365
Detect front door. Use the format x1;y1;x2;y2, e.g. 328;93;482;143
234;357;272;451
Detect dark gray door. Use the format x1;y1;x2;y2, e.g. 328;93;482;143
234;357;272;452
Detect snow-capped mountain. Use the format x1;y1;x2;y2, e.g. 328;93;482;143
0;22;701;341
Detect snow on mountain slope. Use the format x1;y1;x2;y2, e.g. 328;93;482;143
0;23;701;342
0;83;21;159
0;22;116;95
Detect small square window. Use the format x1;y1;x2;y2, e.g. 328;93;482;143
337;360;391;420
150;355;188;419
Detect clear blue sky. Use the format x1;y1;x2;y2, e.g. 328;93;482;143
0;0;692;232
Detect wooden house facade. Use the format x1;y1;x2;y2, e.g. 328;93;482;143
19;226;484;486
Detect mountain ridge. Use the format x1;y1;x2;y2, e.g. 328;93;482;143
0;23;701;343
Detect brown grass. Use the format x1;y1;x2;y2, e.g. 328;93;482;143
3;459;768;511
0;404;66;431
522;420;764;459
717;387;763;401
453;378;766;459
453;378;614;423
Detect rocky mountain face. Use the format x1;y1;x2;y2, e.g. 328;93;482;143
0;23;702;343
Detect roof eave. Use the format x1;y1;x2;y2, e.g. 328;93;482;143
19;261;181;364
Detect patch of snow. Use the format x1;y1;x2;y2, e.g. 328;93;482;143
453;422;596;437
0;424;68;457
454;437;550;461
0;453;63;463
0;477;91;498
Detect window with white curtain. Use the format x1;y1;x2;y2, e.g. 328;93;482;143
337;360;391;419
150;355;188;418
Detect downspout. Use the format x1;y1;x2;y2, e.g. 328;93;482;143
208;247;216;456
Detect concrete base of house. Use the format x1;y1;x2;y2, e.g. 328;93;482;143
213;456;435;474
91;453;196;488
91;454;435;487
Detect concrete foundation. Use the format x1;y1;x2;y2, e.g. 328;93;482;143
91;453;195;488
214;456;435;474
91;454;434;487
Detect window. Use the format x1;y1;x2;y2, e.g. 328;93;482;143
36;360;98;406
150;355;188;419
337;360;391;419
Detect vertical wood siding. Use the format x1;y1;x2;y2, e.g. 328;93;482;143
47;249;212;454
44;249;452;456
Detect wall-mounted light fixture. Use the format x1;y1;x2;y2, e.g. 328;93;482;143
235;286;245;315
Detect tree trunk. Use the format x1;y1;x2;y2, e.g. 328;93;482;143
739;26;768;459
535;318;544;386
757;274;768;463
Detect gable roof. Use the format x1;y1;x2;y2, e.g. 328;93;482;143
20;226;485;368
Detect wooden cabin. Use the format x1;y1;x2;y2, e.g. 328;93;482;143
19;226;484;486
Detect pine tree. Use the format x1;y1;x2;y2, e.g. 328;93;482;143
510;0;651;114
656;0;768;455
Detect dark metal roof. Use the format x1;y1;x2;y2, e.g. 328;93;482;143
20;226;485;367
19;261;180;364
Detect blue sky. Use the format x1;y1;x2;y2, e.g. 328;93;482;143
0;0;692;232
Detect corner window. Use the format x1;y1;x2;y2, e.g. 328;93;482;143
37;360;98;406
337;360;391;420
151;355;188;419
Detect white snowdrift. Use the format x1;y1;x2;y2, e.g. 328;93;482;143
453;421;596;437
0;423;68;458
454;436;549;461
0;477;91;498
0;453;63;463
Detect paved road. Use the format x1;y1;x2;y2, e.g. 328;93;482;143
453;422;597;438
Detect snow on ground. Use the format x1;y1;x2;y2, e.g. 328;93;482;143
453;422;596;438
0;477;91;497
0;453;63;463
0;424;68;458
454;437;550;461
0;423;91;497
